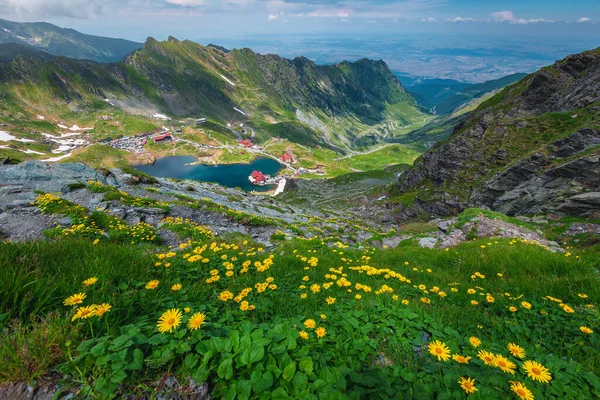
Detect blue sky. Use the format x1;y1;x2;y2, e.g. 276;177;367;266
1;0;598;41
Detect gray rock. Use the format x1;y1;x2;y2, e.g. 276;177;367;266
437;219;456;233
418;237;438;248
57;217;72;226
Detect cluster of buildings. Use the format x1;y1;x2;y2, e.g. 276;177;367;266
107;134;150;153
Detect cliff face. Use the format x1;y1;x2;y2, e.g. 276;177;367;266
392;48;600;218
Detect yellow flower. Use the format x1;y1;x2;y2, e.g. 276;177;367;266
521;301;532;310
458;377;477;394
421;297;431;304
92;239;100;245
310;284;321;293
187;312;206;330
64;292;86;306
157;308;182;333
522;360;552;383
145;280;159;289
469;337;481;348
402;299;409;305
94;303;112;316
300;293;307;299
467;289;476;294
471;300;479;305
315;327;327;338
355;294;362;300
452;354;471;364
508;343;526;359
580;326;593;334
578;293;588;299
299;331;309;340
477;350;496;366
304;319;316;329
171;283;182;291
494;354;516;374
428;340;451;361
219;290;234;301
326;297;336;305
83;277;98;286
184;307;191;313
486;295;495;303
320;314;326;320
562;305;574;313
72;305;97;321
510;381;534;400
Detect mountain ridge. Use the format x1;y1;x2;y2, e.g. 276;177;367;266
0;18;142;63
0;37;424;153
390;47;600;219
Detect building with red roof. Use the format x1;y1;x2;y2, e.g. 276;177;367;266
153;133;173;142
249;170;266;184
239;139;253;147
281;152;294;162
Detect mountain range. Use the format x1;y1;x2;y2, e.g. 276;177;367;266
0;35;424;151
0;18;141;63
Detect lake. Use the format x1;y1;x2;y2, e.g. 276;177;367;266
135;156;282;192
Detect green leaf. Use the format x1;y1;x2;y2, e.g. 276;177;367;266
251;370;274;392
129;348;144;371
110;369;128;384
282;362;297;382
90;342;107;357
218;357;234;380
292;371;308;390
109;334;134;350
184;353;200;369
249;345;265;364
299;358;314;375
271;387;288;400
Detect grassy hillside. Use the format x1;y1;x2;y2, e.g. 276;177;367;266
1;194;598;398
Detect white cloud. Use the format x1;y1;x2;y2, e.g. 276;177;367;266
421;17;436;23
0;0;107;18
491;10;552;24
166;0;206;6
577;17;591;23
449;17;475;23
307;8;353;18
268;13;278;21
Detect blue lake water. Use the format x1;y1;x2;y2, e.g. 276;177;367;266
136;156;282;192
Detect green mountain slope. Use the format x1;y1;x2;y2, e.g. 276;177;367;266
389;47;600;219
0;37;426;151
0;43;55;63
0;18;142;63
405;73;527;115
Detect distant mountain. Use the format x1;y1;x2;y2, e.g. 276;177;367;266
0;18;142;63
0;37;423;149
0;43;54;63
390;48;600;219
403;73;527;115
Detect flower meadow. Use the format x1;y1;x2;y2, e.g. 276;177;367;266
1;195;599;399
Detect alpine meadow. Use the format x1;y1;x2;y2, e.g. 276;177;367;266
0;2;599;400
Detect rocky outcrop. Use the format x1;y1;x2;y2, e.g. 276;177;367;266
393;48;600;219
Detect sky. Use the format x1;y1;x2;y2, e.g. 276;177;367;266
1;0;599;41
1;0;599;81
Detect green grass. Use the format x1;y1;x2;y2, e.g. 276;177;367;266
0;232;598;398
